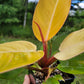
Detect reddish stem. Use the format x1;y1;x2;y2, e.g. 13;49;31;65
45;56;57;67
44;41;48;59
34;21;45;45
34;21;47;67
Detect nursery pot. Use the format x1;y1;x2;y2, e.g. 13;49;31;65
33;70;75;84
59;73;75;84
29;61;75;84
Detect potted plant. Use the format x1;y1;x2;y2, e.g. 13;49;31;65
0;0;84;84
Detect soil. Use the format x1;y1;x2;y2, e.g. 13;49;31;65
34;69;72;84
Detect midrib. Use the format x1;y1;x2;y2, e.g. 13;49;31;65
45;0;59;41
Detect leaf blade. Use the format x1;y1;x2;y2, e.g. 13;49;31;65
54;28;84;60
43;78;60;84
0;41;44;73
54;41;84;60
33;0;71;41
59;28;84;51
0;41;37;51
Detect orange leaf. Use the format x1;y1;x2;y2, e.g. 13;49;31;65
32;0;71;41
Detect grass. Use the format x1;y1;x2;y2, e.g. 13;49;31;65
72;75;84;84
0;34;84;84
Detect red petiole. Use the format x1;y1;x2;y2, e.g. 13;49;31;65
34;21;56;67
45;56;57;67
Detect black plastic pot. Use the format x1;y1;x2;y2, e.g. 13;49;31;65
59;74;75;84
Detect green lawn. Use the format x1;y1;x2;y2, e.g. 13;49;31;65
0;35;84;84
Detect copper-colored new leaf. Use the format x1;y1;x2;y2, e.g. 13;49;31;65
0;41;44;73
54;29;84;60
33;0;71;41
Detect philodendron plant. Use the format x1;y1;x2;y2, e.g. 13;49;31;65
0;0;84;83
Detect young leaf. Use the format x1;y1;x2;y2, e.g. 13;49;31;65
0;41;44;73
33;0;71;41
54;29;84;60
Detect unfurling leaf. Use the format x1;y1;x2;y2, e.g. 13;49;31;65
0;41;44;73
32;0;71;41
54;28;84;60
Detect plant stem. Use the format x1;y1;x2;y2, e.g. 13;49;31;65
34;21;47;67
43;41;48;61
45;56;57;67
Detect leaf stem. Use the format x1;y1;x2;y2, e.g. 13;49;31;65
43;41;48;61
34;21;47;67
45;56;57;67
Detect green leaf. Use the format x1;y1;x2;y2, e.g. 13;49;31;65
43;75;64;84
43;77;59;84
53;75;64;81
57;53;84;74
0;68;25;79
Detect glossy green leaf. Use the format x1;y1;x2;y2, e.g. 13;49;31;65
43;75;64;84
53;75;64;81
57;53;84;74
0;41;44;73
43;78;59;84
33;0;71;41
